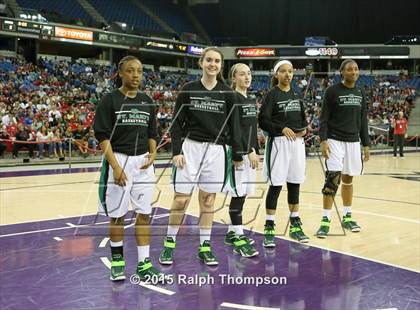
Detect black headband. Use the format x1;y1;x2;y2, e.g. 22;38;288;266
339;59;356;72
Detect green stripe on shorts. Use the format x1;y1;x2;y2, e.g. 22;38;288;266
98;158;110;216
222;145;230;191
228;146;239;196
171;164;177;192
265;136;273;184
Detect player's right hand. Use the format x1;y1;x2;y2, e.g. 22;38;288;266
296;129;307;137
233;160;243;168
113;166;128;187
320;140;330;160
282;127;296;141
247;150;259;169
173;155;186;168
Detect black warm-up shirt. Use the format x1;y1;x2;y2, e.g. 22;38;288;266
259;87;308;137
319;83;370;146
171;80;242;161
93;89;157;156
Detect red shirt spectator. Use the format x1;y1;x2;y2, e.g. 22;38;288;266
394;115;408;135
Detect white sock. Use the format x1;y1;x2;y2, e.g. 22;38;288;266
290;212;299;218
137;245;150;262
167;225;179;241
228;225;234;233
266;214;275;221
200;229;211;244
232;225;244;236
323;209;332;220
110;240;123;247
343;206;352;216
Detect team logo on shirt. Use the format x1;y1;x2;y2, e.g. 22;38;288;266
242;104;257;118
115;108;150;126
189;96;225;113
276;100;301;112
338;94;363;107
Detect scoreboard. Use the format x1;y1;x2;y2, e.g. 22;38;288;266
1;19;54;36
0;17;206;56
235;46;410;59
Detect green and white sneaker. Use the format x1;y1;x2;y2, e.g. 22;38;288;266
263;223;276;248
233;235;259;258
316;217;331;239
224;231;236;245
110;256;126;281
243;235;255;245
198;240;218;266
342;213;361;232
159;237;176;265
225;230;255;245
289;217;309;243
136;258;162;281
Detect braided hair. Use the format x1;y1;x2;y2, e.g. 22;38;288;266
112;55;140;88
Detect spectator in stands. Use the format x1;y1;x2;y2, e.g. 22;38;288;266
72;124;89;155
2;111;17;126
79;135;89;158
36;125;53;159
166;107;173;125
48;105;62;123
52;128;64;158
78;106;88;123
157;107;168;126
65;107;75;123
89;93;98;105
36;97;48;111
0;127;9;158
392;111;408;158
368;127;377;145
63;126;74;154
12;124;35;159
87;128;97;152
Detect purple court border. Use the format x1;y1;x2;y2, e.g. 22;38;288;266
0;163;172;178
0;208;419;310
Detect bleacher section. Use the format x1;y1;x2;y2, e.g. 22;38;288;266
0;60;16;72
139;0;195;34
17;0;93;25
407;97;420;137
332;75;420;89
190;3;220;39
89;0;162;32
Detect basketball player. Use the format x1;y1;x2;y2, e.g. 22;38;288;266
224;63;259;258
159;47;242;266
259;60;309;246
93;56;161;281
316;59;370;238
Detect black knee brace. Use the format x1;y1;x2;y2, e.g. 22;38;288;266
322;171;341;196
287;182;300;205
266;186;282;210
229;196;246;225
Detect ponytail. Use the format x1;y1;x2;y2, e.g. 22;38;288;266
113;71;122;88
228;63;240;88
271;76;279;87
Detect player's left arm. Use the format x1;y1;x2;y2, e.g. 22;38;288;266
141;100;158;169
227;91;243;164
360;89;370;161
297;99;308;137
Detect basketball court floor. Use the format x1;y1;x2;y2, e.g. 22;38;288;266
1;154;419;310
